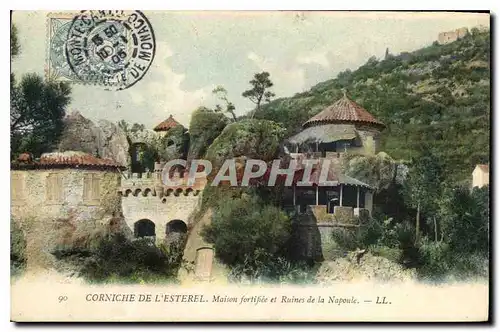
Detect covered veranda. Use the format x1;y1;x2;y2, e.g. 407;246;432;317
281;166;373;219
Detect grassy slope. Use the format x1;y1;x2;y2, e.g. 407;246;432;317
256;30;490;183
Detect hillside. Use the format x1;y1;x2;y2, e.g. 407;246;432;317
255;29;490;183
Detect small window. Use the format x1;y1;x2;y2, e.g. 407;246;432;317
83;173;100;204
11;174;25;202
46;173;63;204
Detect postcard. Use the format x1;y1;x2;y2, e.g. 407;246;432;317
10;10;490;322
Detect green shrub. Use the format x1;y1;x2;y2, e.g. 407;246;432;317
417;237;452;280
369;245;403;264
416;236;488;281
10;219;26;276
54;233;183;283
331;217;417;266
201;194;293;281
187;107;229;161
205;119;286;169
414;184;489;280
227;249;314;284
331;228;360;252
439;185;489;254
449;252;488;279
330;218;382;252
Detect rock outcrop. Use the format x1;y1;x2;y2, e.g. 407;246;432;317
96;119;130;167
58;111;100;156
205;119;286;170
127;128;158;145
315;251;417;283
58;111;130;167
187;107;229;162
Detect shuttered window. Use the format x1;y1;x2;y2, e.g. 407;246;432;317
11;174;25;202
83;173;100;204
46;173;63;203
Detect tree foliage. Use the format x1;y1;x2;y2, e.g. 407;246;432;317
117;120;145;133
11;23;20;59
205;119;286;170
213;85;237;122
187;106;229;162
256;31;490;184
201;194;293;280
439;185;489;254
342;152;402;191
11;219;26;276
242;71;275;118
403;148;444;241
10;74;71;158
417;185;489;280
404;149;444;213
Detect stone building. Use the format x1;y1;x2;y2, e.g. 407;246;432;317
10;101;386;278
153;114;184;137
437;27;469;45
11;151;125;221
119;162;211;281
286;93;385;261
119;163;206;245
289;92;385;157
472;164;489;188
128;115;185;173
11;151;125;268
287;92;383;218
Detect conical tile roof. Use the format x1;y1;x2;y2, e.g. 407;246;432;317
154;115;182;132
303;94;385;129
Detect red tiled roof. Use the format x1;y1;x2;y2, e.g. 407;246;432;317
476;164;489;172
154;115;181;132
11;151;125;170
303;95;385;129
239;158;371;188
39;152;124;168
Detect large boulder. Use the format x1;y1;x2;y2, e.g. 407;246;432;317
58;111;100;156
57;111;131;167
127;128;158;145
187;107;229;162
96;119;130;167
205;119;286;170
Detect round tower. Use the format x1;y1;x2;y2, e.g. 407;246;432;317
289;92;385;156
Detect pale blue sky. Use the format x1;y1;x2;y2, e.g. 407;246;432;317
12;11;489;128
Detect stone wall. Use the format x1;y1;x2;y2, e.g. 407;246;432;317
294;204;371;261
11;168;122;269
438;27;469;45
11;169;121;222
308;205;371;224
317;223;360;261
290;214;324;262
120;190;201;242
346;125;381;156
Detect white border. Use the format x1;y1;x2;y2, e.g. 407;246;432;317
2;1;498;331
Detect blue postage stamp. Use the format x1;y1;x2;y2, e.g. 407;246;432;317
46;11;156;90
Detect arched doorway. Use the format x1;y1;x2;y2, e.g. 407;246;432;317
165;219;187;245
134;219;156;239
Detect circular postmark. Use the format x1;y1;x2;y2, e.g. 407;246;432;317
65;10;156;90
